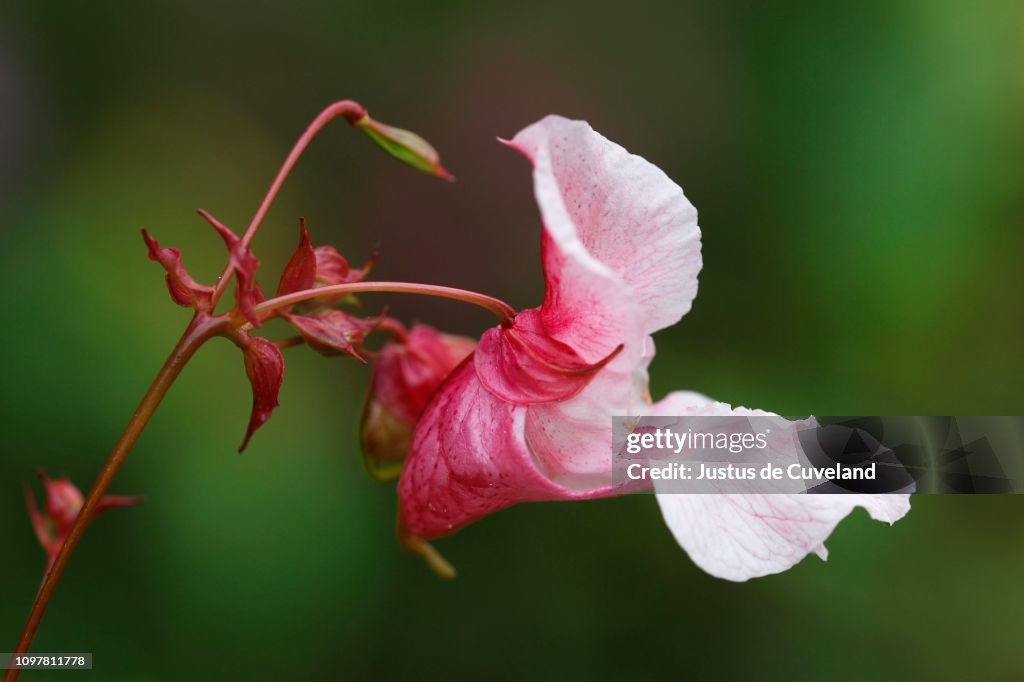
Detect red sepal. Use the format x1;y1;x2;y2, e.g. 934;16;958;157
314;246;376;285
285;309;382;362
200;214;264;327
141;229;214;310
239;336;285;452
276;218;317;297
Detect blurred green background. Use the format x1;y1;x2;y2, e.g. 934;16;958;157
1;1;1022;680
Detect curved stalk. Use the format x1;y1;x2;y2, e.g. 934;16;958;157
255;281;516;327
209;99;368;307
4;313;224;682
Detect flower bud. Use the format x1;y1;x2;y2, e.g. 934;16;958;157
354;114;454;181
361;324;475;479
25;471;143;572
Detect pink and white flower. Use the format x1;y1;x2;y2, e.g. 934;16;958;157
396;115;910;581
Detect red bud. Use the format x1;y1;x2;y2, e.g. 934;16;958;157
361;324;475;478
25;471;143;572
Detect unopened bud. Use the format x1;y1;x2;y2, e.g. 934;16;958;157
354;114;454;181
361;324;475;479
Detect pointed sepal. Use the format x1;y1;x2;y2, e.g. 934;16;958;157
238;336;285;452
197;209;265;327
285;309;383;362
141;229;214;311
276;218;317;297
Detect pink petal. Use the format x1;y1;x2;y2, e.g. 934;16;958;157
507;115;701;341
471;114;697;405
474;309;622;405
397;361;612;539
650;391;911;581
522;335;652;489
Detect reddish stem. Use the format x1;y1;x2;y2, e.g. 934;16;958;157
4;313;224;682
209;100;368;307
255;281;517;327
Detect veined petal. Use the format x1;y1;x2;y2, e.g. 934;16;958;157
398;360;613;538
523;331;652;489
650;391;911;581
475;309;622;405
507;115;701;341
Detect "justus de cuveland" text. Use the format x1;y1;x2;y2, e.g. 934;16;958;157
625;461;877;481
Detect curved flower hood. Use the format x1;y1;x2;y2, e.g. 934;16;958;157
398;115;701;536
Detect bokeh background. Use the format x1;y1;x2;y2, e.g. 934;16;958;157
1;1;1022;680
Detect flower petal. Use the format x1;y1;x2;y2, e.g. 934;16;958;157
474;309;622;405
522;334;651;489
398;360;612;538
507;115;701;340
650;391;911;581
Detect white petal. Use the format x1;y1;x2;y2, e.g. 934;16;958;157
651;391;911;581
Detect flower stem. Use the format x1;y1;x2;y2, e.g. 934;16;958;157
255;281;517;327
4;314;223;682
209;99;368;307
